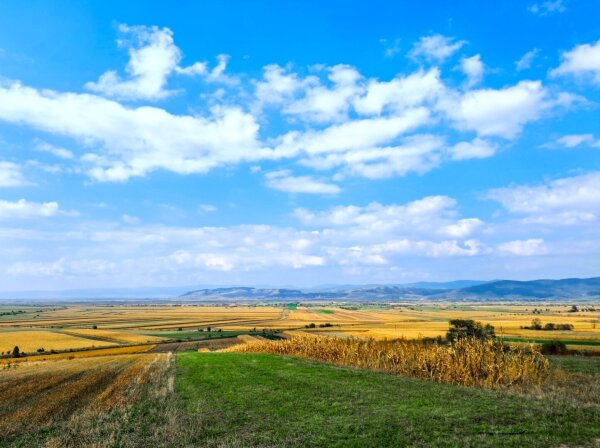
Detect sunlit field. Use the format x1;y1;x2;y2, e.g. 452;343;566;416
0;303;599;356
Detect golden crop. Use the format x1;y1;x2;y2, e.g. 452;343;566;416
226;335;549;389
0;330;116;354
61;328;166;344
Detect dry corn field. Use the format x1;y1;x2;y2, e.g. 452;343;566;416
225;335;550;388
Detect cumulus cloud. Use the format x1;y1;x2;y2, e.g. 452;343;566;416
283;65;363;123
409;34;466;62
439;81;550;138
551;39;600;85
353;69;443;115
265;170;341;194
85;25;183;100
0;82;266;181
460;54;484;87
85;25;236;101
487;172;600;225
449;138;497;160
0;161;28;187
498;239;548;256
0;25;577;189
0;199;60;219
293;195;483;239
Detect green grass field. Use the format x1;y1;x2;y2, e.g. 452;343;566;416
548;355;600;373
172;352;599;447
501;336;600;347
146;330;252;340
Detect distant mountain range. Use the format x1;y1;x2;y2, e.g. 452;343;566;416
1;277;598;302
181;277;600;302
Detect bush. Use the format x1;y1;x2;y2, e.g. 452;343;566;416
446;319;495;342
540;340;568;355
12;346;20;358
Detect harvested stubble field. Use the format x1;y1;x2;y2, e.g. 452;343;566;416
0;351;172;447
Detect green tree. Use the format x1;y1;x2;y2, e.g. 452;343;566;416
446;319;495;342
12;346;20;358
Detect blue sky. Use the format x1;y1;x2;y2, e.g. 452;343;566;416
0;0;599;291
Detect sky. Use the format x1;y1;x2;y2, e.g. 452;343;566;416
0;0;599;291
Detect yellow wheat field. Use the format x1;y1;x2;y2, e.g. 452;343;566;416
61;328;167;344
0;330;116;354
0;344;156;365
225;335;550;389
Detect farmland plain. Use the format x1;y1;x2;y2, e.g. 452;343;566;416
1;303;599;356
1;302;599;447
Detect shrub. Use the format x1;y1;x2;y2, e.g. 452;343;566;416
12;346;20;358
447;319;495;342
540;340;568;355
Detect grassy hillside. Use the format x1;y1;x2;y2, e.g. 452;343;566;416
3;351;599;447
174;352;599;447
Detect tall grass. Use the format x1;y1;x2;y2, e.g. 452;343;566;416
225;335;549;388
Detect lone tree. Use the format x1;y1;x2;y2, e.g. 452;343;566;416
446;319;495;342
12;346;20;358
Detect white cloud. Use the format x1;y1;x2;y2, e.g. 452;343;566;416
198;204;218;213
488;172;600;225
301;134;445;179
276;108;431;158
122;214;141;225
516;49;539;71
552;134;600;148
34;139;74;159
254;64;314;108
85;25;236;101
528;0;566;15
0;82;266;182
551;39;600;85
460;54;484;87
449;138;497;160
0;199;60;219
353;69;443;115
265;170;341;194
294;195;483;239
0;161;28;187
283;65;363;123
409;34;466;62
439;81;550;138
85;25;182;100
498;239;548;256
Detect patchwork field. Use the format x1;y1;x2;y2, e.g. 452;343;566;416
0;303;598;355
